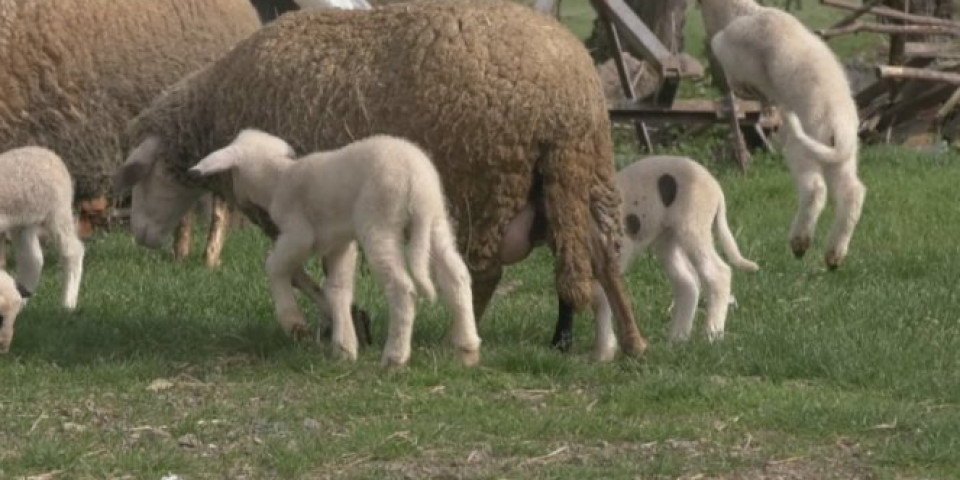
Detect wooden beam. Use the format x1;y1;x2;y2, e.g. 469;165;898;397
819;21;960;38
877;65;960;84
820;0;960;28
905;42;960;60
590;0;679;75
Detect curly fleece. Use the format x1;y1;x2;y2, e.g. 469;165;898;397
129;0;625;312
0;0;260;200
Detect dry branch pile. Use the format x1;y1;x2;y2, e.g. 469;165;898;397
818;0;960;147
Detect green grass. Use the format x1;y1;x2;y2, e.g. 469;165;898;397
3;145;960;479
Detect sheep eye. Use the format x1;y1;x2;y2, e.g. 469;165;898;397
0;314;4;327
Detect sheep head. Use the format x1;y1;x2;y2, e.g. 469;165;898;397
112;135;205;249
0;271;28;354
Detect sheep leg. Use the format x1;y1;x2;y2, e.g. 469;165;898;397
785;151;827;258
551;298;575;352
265;228;315;341
683;241;732;342
656;240;700;342
47;209;85;310
321;242;360;362
589;229;648;356
0;233;7;268
364;232;417;369
587;282;618;362
470;265;503;323
203;196;229;268
823;163;866;269
431;226;481;366
173;210;194;260
0;301;21;354
11;226;43;294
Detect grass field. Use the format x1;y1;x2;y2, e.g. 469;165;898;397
3;144;960;479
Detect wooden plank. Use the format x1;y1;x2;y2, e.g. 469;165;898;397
877;65;960;84
905;42;960;60
819;21;960;38
608;99;770;124
590;0;678;75
820;0;960;28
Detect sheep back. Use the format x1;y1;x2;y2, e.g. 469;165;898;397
130;0;621;310
0;0;260;200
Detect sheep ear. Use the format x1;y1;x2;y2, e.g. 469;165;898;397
113;136;163;192
190;146;243;177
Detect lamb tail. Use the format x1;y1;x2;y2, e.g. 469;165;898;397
714;195;759;272
407;209;437;302
781;110;854;164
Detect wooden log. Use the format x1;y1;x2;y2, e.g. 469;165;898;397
820;0;960;28
904;42;960;59
819;21;960;38
825;0;882;31
877;65;960;84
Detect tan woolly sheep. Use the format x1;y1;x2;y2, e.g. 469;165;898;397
190;129;481;368
113;0;649;357
697;0;867;269
0;0;260;267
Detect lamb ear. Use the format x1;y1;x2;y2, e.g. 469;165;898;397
189;146;243;177
113;136;163;192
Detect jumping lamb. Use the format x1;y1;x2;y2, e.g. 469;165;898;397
698;0;867;269
189;129;481;368
0;147;85;315
555;156;759;360
0;0;261;265
0;268;31;353
112;0;649;357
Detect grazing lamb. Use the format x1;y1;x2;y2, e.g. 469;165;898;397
556;156;759;360
698;0;867;269
189;129;481;368
112;0;649;358
0;268;31;353
0;147;85;313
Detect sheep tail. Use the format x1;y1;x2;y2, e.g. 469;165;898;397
781;110;855;164
407;209;437;303
713;194;759;272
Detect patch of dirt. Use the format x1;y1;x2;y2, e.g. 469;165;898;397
306;434;875;479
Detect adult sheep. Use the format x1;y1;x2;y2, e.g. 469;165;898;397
0;0;261;262
113;0;649;357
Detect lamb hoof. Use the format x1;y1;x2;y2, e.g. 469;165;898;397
331;344;358;362
458;348;480;367
824;250;844;270
707;330;725;343
289;324;313;343
380;356;408;371
620;335;649;357
351;306;373;347
550;330;574;353
790;236;811;258
0;341;9;354
591;347;616;363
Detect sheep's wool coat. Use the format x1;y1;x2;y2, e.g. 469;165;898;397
0;0;260;199
129;0;623;310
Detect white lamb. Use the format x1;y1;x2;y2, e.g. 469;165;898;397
0;147;85;314
590;156;758;361
0;269;32;353
698;0;867;269
189;129;481;369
